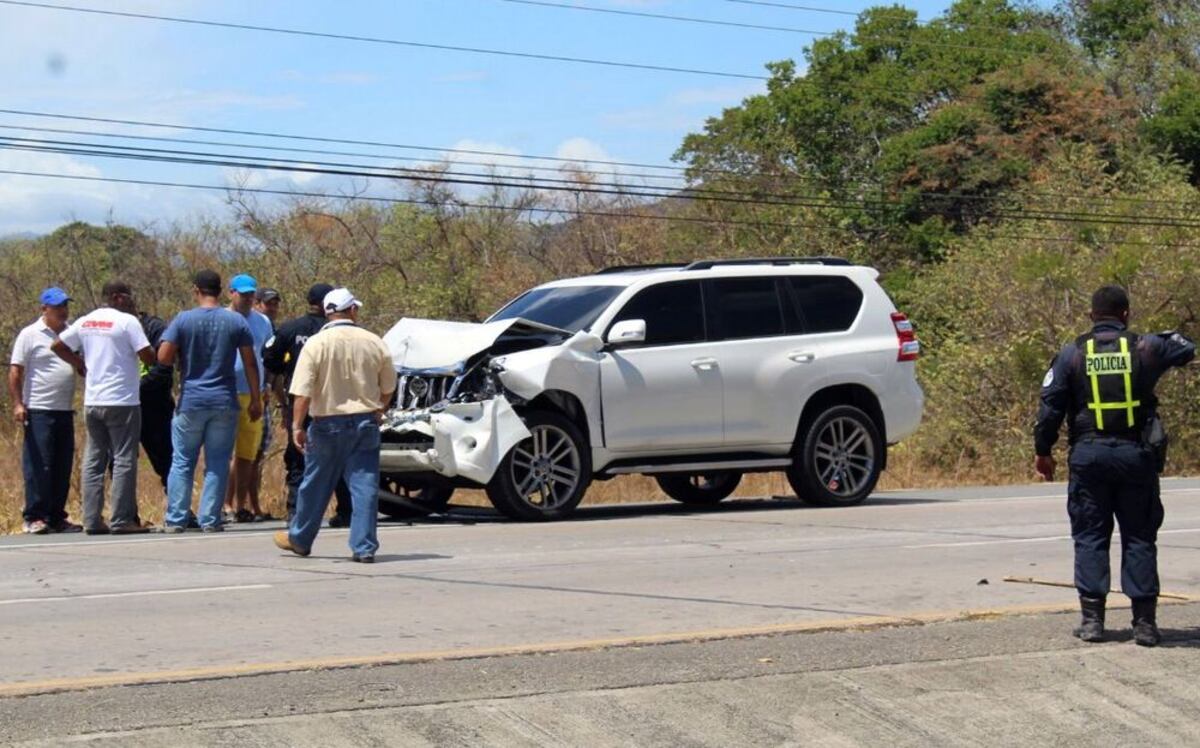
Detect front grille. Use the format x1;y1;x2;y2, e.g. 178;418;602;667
397;374;456;410
381;431;435;450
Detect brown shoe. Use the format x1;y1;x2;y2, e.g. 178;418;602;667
273;530;310;557
112;522;153;535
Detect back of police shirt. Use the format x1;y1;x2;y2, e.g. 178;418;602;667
263;312;327;388
58;307;150;407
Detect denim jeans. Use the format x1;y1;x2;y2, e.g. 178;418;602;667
22;410;74;524
166;408;239;529
282;396;351;521
290;413;381;557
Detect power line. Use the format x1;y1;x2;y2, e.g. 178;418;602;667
494;0;833;35
4;109;1194;211
0;0;767;80
4;168;1199;250
6;137;1200;230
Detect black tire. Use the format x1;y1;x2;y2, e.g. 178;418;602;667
655;472;742;505
378;474;455;518
486;410;591;521
786;404;882;507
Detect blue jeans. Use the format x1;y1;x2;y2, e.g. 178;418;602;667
290;414;381;557
1068;438;1163;600
166;409;239;528
22;410;74;524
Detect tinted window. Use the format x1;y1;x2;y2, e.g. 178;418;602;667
707;277;785;340
611;281;705;346
786;276;864;333
490;285;624;332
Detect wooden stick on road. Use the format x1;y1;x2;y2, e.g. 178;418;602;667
1003;576;1192;601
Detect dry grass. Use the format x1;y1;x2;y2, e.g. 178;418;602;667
0;419;1038;534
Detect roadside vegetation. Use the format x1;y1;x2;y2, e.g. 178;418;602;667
2;0;1197;530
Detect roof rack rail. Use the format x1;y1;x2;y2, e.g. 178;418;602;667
684;257;851;271
595;262;690;275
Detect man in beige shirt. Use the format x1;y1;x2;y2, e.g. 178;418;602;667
274;288;397;562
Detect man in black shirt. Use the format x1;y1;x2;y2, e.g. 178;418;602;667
263;283;351;524
138;309;175;492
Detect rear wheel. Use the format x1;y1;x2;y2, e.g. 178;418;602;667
486;410;591;521
378;474;455;519
786;405;882;507
655;472;742;505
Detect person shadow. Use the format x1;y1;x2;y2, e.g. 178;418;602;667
1098;627;1200;648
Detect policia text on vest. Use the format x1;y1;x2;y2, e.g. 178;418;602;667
1034;285;1195;648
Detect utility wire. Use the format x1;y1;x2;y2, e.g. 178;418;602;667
494;0;834;35
3;168;1199;250
0;0;767;80
4;110;1193;211
6;137;1200;230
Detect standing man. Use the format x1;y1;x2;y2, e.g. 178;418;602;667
275;288;396;562
158;270;261;532
263;283;352;526
225;274;274;523
1035;285;1195;647
53;281;156;535
249;287;282;521
9;287;81;534
136;299;175;494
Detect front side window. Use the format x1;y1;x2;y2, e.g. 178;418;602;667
706;277;785;340
610;280;705;346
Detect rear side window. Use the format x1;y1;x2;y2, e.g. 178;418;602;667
610;280;705;346
785;276;864;334
706;277;785;340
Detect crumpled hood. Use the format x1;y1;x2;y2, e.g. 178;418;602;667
383;317;570;370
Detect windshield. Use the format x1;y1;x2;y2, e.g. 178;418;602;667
489;285;624;333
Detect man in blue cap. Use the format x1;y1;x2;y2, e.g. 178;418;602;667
8;287;82;534
225;273;275;522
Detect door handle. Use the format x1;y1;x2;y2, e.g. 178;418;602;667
690;357;718;371
788;351;816;364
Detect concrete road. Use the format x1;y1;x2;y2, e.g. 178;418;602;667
3;479;1200;744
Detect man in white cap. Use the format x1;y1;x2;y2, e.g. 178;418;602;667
275;288;396;562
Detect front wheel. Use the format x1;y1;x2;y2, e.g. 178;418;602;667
786;405;882;507
655;472;742;505
486;410;592;521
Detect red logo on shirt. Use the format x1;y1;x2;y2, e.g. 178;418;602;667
82;321;115;330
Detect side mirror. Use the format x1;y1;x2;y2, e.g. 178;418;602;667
607;319;647;346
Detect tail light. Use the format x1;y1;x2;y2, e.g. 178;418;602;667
892;312;920;362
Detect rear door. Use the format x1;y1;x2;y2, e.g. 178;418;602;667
599;280;724;452
705;275;829;448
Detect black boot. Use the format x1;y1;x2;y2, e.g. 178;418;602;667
1074;596;1105;642
1131;597;1161;647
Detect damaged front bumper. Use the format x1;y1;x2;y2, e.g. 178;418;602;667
378;397;531;485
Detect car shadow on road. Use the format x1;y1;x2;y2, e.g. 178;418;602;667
381;495;944;527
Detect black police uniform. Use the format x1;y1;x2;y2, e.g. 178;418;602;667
138;313;175;491
1035;321;1194;605
263;311;351;521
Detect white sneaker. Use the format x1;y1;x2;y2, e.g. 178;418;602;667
22;519;49;535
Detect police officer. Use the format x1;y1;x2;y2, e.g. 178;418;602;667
1035;285;1194;647
262;283;351;524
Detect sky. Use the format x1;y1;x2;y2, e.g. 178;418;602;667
0;0;968;235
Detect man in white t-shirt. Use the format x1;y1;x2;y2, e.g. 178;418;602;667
53;281;156;535
8;287;82;535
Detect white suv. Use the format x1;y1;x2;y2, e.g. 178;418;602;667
378;258;923;521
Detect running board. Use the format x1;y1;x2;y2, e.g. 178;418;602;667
603;458;792;476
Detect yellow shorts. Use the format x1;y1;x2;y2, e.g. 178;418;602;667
234;394;265;461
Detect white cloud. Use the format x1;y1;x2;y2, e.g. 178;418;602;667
602;82;765;132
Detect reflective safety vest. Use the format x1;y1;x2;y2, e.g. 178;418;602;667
1072;331;1146;436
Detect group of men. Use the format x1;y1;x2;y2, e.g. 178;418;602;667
10;271;396;562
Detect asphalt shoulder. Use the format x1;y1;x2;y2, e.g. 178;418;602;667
5;603;1200;746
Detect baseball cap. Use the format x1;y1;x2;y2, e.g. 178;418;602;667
255;287;281;303
229;274;258;294
39;287;71;306
306;283;335;306
323;287;362;313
